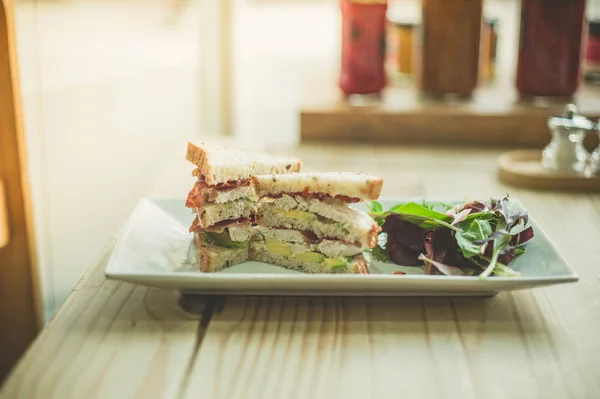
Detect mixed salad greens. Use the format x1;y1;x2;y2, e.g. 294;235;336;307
368;195;534;278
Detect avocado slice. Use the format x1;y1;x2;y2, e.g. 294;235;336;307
204;231;248;249
283;209;317;222
323;257;349;270
294;251;326;263
316;215;336;225
265;238;292;257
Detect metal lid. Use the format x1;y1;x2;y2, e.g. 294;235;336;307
547;104;595;132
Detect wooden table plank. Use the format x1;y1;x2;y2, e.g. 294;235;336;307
183;288;600;399
180;164;600;399
0;240;207;399
512;193;600;398
3;144;600;398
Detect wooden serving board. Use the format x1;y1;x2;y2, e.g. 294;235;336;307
498;149;600;191
300;85;600;148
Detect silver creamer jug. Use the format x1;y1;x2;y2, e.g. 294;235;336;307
542;104;593;174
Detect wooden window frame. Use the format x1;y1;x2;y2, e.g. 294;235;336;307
0;0;43;383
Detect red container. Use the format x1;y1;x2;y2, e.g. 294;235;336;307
516;0;587;99
584;20;600;81
339;0;388;97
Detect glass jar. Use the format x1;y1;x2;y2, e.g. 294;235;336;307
394;23;417;77
515;0;587;101
339;0;388;99
386;20;418;86
419;0;483;99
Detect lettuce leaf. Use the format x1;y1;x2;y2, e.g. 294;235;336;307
418;254;466;276
374;195;533;278
371;202;458;231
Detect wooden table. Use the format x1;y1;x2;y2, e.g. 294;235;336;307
2;144;600;399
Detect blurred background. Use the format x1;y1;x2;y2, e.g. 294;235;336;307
8;0;600;323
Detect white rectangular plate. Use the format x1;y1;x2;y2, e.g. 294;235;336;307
104;198;578;296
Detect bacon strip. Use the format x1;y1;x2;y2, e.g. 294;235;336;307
185;179;251;208
189;215;202;233
189;215;255;233
301;230;318;242
191;172;251;188
185;184;205;208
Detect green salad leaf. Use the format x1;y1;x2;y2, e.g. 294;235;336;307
513;247;526;257
369;200;383;213
370;202;459;231
477;231;512;278
455;218;493;258
375;195;534;279
371;245;389;262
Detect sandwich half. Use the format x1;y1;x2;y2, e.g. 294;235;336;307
250;172;383;274
185;142;301;272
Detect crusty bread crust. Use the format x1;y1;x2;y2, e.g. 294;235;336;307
352;253;369;274
252;172;383;201
187;142;301;185
196;241;249;272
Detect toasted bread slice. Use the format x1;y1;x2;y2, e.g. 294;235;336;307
194;233;249;272
252;172;383;202
187;142;301;185
256;195;380;248
197;244;249;273
249;240;369;274
186;183;255;207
